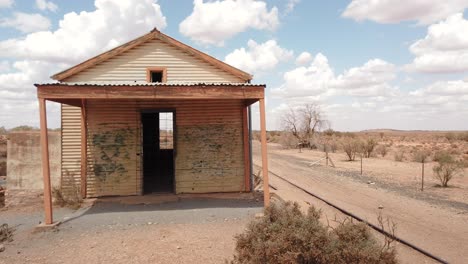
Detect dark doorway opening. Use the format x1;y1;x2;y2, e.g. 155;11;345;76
141;111;174;194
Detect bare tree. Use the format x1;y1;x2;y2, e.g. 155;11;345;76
281;103;327;150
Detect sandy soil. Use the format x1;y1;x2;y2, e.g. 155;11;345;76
275;143;468;209
253;142;468;264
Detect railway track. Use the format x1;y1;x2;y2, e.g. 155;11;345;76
265;168;449;264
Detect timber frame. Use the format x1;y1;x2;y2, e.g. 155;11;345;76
35;83;270;225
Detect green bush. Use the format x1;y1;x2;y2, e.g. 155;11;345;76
232;202;397;264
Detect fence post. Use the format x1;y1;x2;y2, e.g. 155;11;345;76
326;151;329;167
360;154;363;175
421;162;424;191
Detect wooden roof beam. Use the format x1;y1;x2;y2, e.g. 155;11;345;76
36;84;265;100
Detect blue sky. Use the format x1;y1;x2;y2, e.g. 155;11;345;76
0;0;468;131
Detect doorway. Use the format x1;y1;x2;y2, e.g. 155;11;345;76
141;111;175;194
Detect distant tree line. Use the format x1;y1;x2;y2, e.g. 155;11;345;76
0;126;60;134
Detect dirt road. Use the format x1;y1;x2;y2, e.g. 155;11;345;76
253;142;468;264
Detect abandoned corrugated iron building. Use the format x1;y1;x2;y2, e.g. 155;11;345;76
35;29;270;225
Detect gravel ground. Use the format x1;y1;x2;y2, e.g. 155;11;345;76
0;198;263;264
254;142;468;264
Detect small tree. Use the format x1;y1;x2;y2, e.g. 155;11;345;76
342;137;361;161
433;153;464;187
281;103;327;149
363;138;378;158
376;144;388;157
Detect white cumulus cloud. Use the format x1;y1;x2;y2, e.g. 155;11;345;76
272;53;335;99
36;0;58;12
179;0;279;46
285;0;300;14
295;51;312;65
0;0;167;128
0;12;51;33
0;0;13;8
342;0;468;25
224;39;293;74
334;59;397;97
406;13;468;73
272;54;397;99
0;0;166;64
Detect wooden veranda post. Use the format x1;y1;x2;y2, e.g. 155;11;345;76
39;98;53;225
242;106;251;192
80;99;87;198
259;99;270;207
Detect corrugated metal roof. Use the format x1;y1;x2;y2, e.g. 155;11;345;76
35;82;265;87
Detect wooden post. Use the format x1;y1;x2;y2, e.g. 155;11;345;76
360;154;363;175
39;98;53;225
259;99;270;207
326;151;329;167
242;106;251;192
80;99;87;198
421;162;424;191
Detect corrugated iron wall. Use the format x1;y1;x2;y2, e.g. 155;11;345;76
69;99;246;197
61;104;82;194
63;38;244;83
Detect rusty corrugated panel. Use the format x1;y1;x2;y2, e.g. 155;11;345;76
81;99;246;197
63;38;244;83
61;104;82;194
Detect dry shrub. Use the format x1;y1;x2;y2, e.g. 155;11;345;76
444;133;456;143
329;140;338;153
53;186;82;209
279;133;299;149
433;153;464;187
412;150;431;163
462;155;468;168
394;150;405;162
363;138;378;158
0;186;4;208
433;150;450;162
459;132;468;142
376;145;388;157
0;161;6;176
232;202;397;264
341;138;361;161
0;223;14;243
53;173;82;209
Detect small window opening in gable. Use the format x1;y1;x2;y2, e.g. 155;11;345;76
146;68;166;83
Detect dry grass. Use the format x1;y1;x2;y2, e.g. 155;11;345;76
52;173;83;210
52;186;82;210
